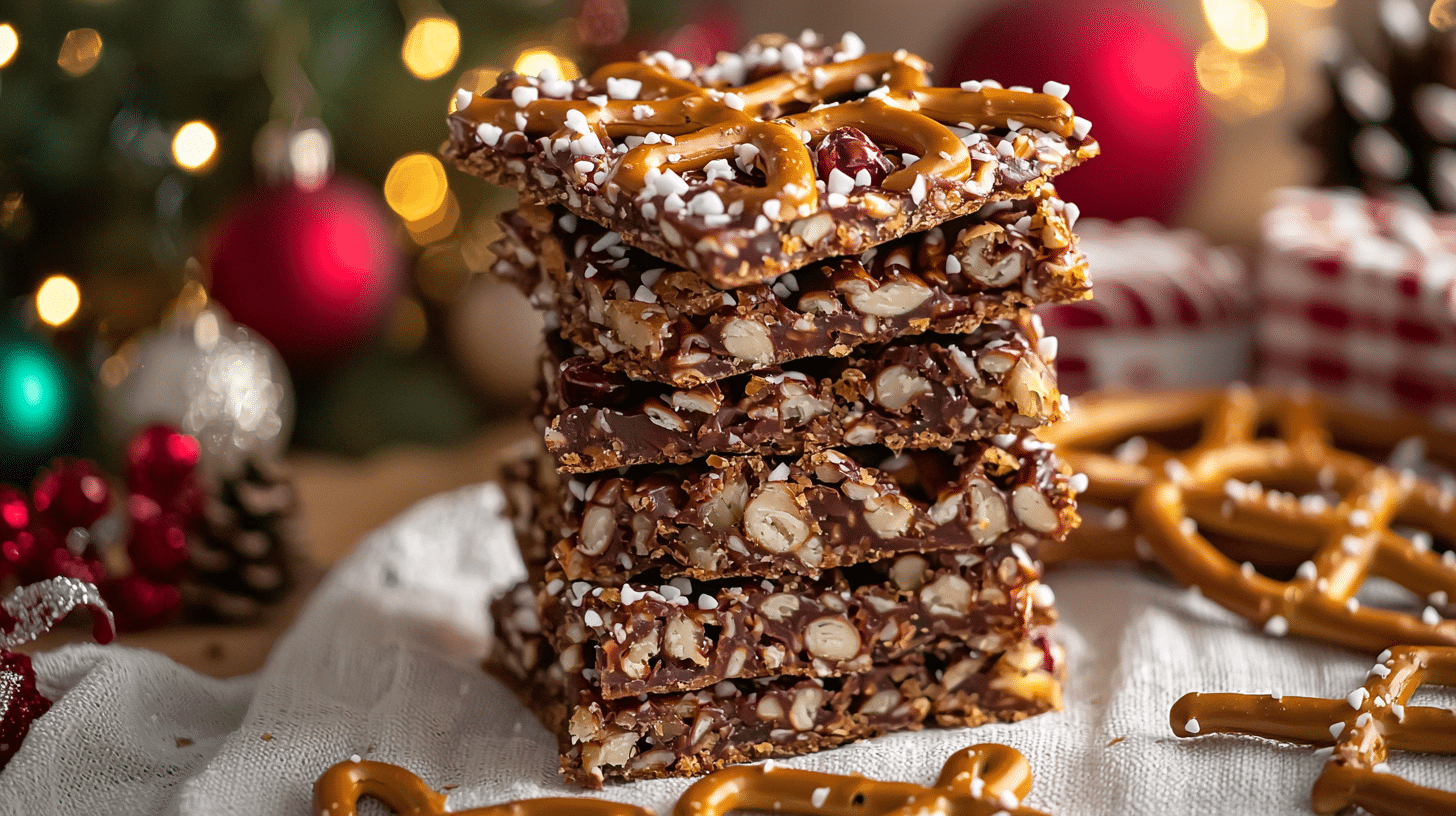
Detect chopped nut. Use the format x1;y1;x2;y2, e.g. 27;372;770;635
743;483;812;553
672;387;722;414
664;614;708;665
957;232;1024;285
889;554;928;591
681;527;722;571
780;382;830;424
1012;485;1061;533
724;646;748;677
789;212;836;245
865;496;914;538
605;304;665;354
722;318;775;364
789;685;825;730
643;399;687;431
970;480;1010;544
920;573;972;616
859;688;901;715
583;728;639;772
1007;358;1053;417
578;505;616;556
759;593;801;622
620;629;661;679
941;657;982;691
804;616;862;661
757;695;785;720
797;291;841;315
628;749;675;770
762;643;787;669
873;365;933;411
979;349;1018;374
844;279;932;317
702;475;749;529
569;705;603;743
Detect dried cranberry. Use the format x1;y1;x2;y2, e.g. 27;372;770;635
558;357;631;408
31;459;111;530
1032;631;1059;673
0;651;51;769
816;127;894;187
100;575;182;632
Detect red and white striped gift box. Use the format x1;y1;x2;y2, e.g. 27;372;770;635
1039;218;1254;396
1258;188;1456;423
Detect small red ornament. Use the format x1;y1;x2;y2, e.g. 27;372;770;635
943;0;1206;223
125;425;200;502
125;497;191;584
30;459;111;531
0;487;36;581
206;176;401;367
99;575;182;632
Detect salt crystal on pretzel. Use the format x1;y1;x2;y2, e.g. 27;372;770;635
446;31;1097;287
1170;645;1456;816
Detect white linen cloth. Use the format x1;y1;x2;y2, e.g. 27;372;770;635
1;482;1451;815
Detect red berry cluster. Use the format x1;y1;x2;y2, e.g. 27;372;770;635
0;425;204;631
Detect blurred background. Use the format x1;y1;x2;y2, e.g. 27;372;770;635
0;0;1447;475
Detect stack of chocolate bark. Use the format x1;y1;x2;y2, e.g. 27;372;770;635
445;31;1097;787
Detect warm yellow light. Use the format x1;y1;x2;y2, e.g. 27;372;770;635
1195;40;1284;121
58;28;102;76
514;47;580;81
1195;42;1243;100
405;190;460;245
402;15;460;80
384;153;449;222
0;24;18;68
172;121;217;171
35;274;80;327
1291;0;1335;7
1434;0;1456;31
1202;0;1269;54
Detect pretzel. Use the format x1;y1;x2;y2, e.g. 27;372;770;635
672;743;1047;816
312;758;652;816
1042;386;1456;653
1170;645;1456;815
448;33;1096;286
312;744;1047;816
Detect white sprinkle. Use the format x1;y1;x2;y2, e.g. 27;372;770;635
1392;703;1406;722
454;88;473;112
1342;535;1364;555
1424;606;1442;625
762;759;777;772
1313;746;1334;760
1271;691;1282;700
565;108;590;134
960;80;984;92
1373;762;1392;774
476;123;503;146
1164;459;1190;483
945;254;961;275
1106;508;1128;529
1181;518;1198;536
1064;202;1080;228
658;583;682;601
1241;561;1256;578
511;86;538;107
724;92;745;111
1043;80;1070;99
620;584;645;605
1347;688;1369;710
606;77;642;100
998;791;1019;810
1072;116;1092;139
782;42;806;72
839;32;866;59
762;199;782;220
1369;663;1391;678
1329;721;1345;739
769;462;791;482
583;609;603;628
1069;473;1089;494
826;168;855;195
1432;591;1449;606
1355;712;1372;728
1006;118;1023;131
1349;509;1372;528
1185;718;1200;734
697;594;719;611
1378;649;1392;663
1412;531;1433;551
854;73;876;92
909;175;927;205
1346;597;1361;613
811;787;830;808
1264;615;1289;637
1296;561;1318;582
545;578;565;596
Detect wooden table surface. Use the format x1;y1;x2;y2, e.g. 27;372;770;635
29;422;531;678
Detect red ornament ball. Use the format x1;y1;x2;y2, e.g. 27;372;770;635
30;459;111;530
943;0;1206;223
206;176;401;366
0;651;50;768
125;425;203;517
0;487;36;581
100;575;182;632
125;495;191;584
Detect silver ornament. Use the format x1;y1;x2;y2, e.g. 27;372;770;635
99;306;293;476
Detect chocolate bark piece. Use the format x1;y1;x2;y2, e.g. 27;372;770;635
512;438;1076;585
447;31;1097;288
538;316;1061;472
495;186;1087;387
541;547;1049;700
490;580;1063;788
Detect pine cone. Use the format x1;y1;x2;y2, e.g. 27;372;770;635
182;457;299;622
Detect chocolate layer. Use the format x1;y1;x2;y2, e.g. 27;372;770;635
539;317;1061;472
495;186;1087;387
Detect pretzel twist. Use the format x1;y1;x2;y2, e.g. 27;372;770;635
311;744;1047;816
1043;386;1456;653
1170;645;1456;815
455;53;1073;222
672;743;1046;816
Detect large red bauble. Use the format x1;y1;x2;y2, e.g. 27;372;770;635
206;176;401;366
943;0;1206;223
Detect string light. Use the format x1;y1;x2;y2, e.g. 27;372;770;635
1434;0;1456;31
57;28;103;76
172;121;218;171
1202;0;1269;54
402;15;460;80
404;190;459;245
383;153;448;222
1195;41;1285;121
34;275;80;327
0;24;18;68
513;47;580;80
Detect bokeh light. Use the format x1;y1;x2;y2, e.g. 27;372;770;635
384;153;448;222
1195;41;1285;121
0;24;18;68
172;120;218;171
1434;0;1456;31
402;15;460;80
1202;0;1269;54
57;28;103;76
0;342;69;451
35;274;81;327
514;47;580;80
289;127;332;189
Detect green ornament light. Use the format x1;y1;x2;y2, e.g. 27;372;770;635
0;322;82;483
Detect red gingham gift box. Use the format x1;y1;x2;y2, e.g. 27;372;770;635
1039;218;1254;396
1258;188;1456;423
